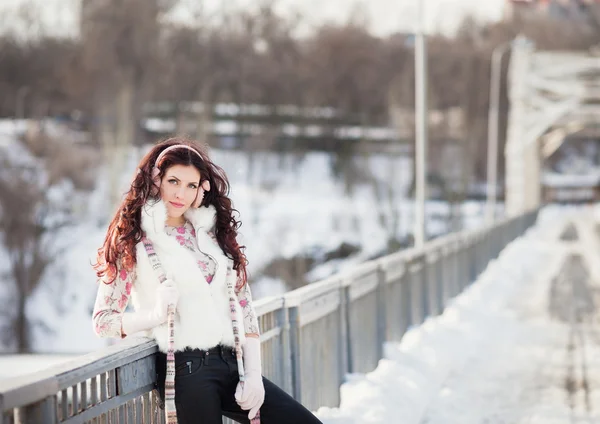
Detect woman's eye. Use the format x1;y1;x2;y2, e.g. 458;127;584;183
189;184;198;189
168;179;178;185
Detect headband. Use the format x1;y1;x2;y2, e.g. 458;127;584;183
155;144;203;167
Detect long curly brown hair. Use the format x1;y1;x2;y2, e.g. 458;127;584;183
93;137;248;288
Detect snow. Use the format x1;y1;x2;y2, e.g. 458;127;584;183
542;171;600;187
316;204;600;423
0;354;79;379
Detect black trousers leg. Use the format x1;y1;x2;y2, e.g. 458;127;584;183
157;350;224;424
221;376;323;424
175;375;222;424
156;349;323;424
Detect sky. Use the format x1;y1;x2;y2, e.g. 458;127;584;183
0;0;506;38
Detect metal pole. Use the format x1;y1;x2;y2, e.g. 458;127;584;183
414;0;428;248
485;43;510;225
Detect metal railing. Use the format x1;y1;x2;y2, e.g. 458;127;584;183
0;210;538;423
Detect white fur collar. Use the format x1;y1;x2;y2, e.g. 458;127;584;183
141;199;216;237
140;199;228;276
134;198;243;352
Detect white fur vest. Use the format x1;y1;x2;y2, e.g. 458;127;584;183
129;199;246;353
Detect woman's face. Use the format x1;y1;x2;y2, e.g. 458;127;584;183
159;164;201;220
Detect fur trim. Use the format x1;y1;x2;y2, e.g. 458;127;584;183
140;199;168;238
185;204;217;230
141;199;216;236
133;199;245;353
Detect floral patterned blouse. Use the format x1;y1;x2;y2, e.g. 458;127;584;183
93;221;260;339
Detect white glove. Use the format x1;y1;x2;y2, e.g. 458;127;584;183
150;279;179;323
235;337;265;419
121;279;179;336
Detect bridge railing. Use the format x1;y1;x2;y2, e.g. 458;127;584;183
0;210;538;423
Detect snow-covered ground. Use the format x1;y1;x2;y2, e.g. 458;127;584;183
316;204;600;424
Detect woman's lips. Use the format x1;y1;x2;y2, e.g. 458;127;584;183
170;201;185;208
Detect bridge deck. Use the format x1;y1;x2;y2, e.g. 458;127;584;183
420;215;600;424
317;208;600;424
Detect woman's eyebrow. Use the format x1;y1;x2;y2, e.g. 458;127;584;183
167;175;199;184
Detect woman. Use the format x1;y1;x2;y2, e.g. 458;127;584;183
92;138;323;424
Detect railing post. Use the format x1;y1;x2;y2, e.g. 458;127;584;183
434;249;442;315
456;239;463;291
287;306;302;403
400;262;411;335
451;240;459;298
463;239;469;287
464;239;471;287
343;283;354;374
275;307;293;395
426;251;439;317
338;283;350;389
490;227;496;259
438;247;445;312
470;236;477;282
481;232;486;273
494;226;499;257
376;265;387;361
482;232;488;274
459;241;464;290
470;237;478;283
463;238;471;288
441;244;451;307
409;256;424;326
460;239;467;289
480;232;487;274
421;255;429;318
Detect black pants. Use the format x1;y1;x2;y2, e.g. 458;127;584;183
156;346;323;424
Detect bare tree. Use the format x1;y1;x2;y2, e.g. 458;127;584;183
0;161;61;352
0;2;82;119
81;0;177;208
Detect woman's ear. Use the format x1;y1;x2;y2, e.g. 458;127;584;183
201;180;210;192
